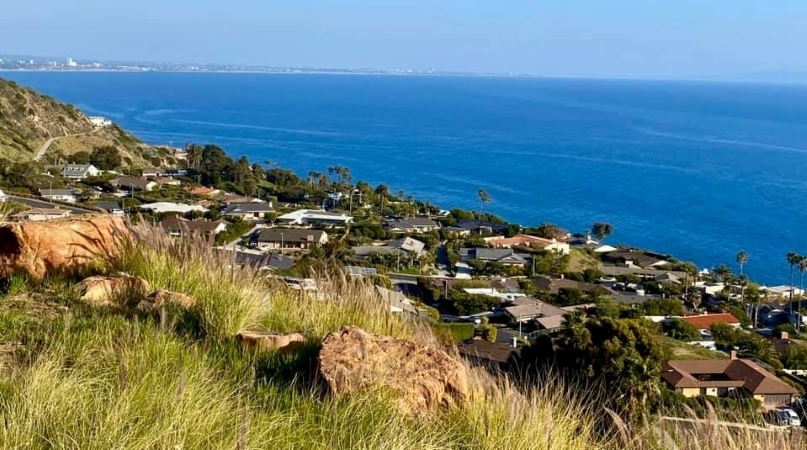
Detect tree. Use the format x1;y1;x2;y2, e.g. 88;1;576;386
739;336;781;368
640;298;684;316
532;223;568;241
477;188;492;214
665;319;700;342
90;145;122;170
375;184;390;213
69;151;91;164
735;250;748;276
781;344;807;369
591;222;614;241
787;252;800;304
554;287;585;306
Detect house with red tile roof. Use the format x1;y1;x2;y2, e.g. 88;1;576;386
678;313;741;331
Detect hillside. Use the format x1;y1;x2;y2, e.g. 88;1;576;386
0;77;161;166
0;215;801;449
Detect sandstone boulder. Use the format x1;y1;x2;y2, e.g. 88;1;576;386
137;289;196;312
236;330;307;353
0;215;129;280
318;326;469;416
76;274;150;307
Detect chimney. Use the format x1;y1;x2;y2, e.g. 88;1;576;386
781;331;790;340
730;350;737;360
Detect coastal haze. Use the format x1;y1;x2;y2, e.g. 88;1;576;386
3;71;807;285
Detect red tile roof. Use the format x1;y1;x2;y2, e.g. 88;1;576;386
679;313;740;330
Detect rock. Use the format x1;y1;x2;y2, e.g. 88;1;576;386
0;215;129;280
236;330;307;353
76;274;150;307
318;326;469;416
137;289;196;312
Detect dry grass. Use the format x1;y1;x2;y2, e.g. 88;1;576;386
0;222;803;449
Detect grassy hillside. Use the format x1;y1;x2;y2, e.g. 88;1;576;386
0;77;160;166
0;220;800;449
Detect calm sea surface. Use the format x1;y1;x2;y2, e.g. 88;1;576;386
4;71;807;285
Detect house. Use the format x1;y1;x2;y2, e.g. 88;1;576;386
39;188;81;203
187;186;221;197
138;202;209;214
252;228;328;251
160;216;229;236
661;356;798;408
444;220;509;236
153;177;182;187
345;266;379;277
656;272;682;284
60;164;100;180
111;177;158;192
218;193;265;205
277;209;353;227
94;201;123;216
375;285;418;315
600;266;688;279
460;248;528;266
352;237;426;260
603;250;670;269
11;208;71;222
163;168;188;177
532;275;611;296
141;167;163;178
458;339;521;373
488;234;570;255
678;313;741;332
504;298;566;324
222;203;275;221
385;217;441;233
233;252;295;272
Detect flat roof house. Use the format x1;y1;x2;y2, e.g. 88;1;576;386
39;188;81;203
160;216;229;237
385;217;441;233
661;357;798;408
11;208;71;222
252;228;328;251
277;209;353;227
111;177;158;192
94;201;124;216
223;203;275;221
138;202;209;214
460;248;528;266
445;220;509;237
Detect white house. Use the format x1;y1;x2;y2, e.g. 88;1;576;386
277;209;353;227
88;116;112;127
11;208;71;222
138;202;209;214
60;164;101;180
40;188;81;203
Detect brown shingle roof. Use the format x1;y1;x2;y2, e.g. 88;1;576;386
662;359;797;395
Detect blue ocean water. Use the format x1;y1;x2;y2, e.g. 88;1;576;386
4;71;807;285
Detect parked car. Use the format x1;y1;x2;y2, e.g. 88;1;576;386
764;408;801;427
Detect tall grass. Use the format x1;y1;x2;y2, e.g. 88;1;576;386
0;221;802;449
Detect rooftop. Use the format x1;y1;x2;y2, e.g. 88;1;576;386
678;313;740;330
662;359;798;395
255;228;326;243
278;209;353;223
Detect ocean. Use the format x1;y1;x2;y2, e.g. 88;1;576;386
3;71;807;285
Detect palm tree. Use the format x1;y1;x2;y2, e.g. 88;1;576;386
619;358;661;422
739;337;778;364
735;251;748;276
375;184;390;213
787;252;800;303
562;310;585;334
478;188;492;216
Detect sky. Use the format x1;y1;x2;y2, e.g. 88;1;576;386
2;0;806;78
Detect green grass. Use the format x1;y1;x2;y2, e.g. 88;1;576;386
0;222;802;449
662;336;729;360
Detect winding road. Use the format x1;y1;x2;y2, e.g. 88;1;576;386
33;128;101;161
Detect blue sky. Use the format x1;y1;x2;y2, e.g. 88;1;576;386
2;0;806;78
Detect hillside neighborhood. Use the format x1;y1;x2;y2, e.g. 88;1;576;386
4;143;807;432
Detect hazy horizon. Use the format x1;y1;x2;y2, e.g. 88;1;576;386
2;1;806;80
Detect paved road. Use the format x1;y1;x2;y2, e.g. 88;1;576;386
7;194;95;215
34;128;100;161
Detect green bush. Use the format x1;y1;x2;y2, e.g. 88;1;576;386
432;322;475;343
